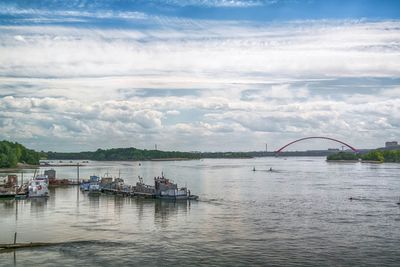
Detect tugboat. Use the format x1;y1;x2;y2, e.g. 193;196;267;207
132;173;198;200
28;174;49;198
154;175;198;200
133;176;155;198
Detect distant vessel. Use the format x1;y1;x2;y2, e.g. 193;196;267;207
28;175;49;198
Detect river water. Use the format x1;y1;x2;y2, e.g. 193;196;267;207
0;157;400;266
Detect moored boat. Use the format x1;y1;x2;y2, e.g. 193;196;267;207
0;175;17;199
0;191;16;199
155;175;198;200
89;178;101;196
28;175;49;198
132;174;198;200
81;175;102;195
88;183;101;196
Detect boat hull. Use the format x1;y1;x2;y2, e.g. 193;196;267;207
156;195;199;200
0;193;16;199
88;191;101;196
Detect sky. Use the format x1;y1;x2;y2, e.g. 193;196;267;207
0;0;399;152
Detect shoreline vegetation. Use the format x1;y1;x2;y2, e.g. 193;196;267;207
0;141;41;169
1;140;254;168
46;148;253;162
327;151;400;163
2;140;399;169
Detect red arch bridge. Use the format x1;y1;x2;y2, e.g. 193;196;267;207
275;136;358;154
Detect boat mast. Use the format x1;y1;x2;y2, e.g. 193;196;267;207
77;163;80;184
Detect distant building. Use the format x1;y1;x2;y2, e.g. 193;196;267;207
328;148;340;151
385;141;398;147
380;141;400;151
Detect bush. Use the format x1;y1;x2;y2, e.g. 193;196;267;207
361;150;385;162
327;152;359;161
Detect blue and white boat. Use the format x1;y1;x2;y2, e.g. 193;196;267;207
81;175;101;195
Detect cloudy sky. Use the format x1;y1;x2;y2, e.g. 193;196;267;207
0;0;399;152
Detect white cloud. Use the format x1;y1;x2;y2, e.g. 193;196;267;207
1;19;399;151
1;20;399;81
162;0;266;7
166;110;180;115
13;35;26;43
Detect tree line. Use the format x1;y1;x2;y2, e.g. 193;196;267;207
46;148;255;161
47;147;201;161
327;150;400;163
0;140;40;168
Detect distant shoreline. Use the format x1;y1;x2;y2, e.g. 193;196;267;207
0;163;39;172
150;158;193;161
361;160;383;164
326;160;359;163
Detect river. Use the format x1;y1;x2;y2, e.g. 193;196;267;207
1;157;400;266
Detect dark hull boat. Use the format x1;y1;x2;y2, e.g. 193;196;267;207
0;192;16;199
133;175;198;200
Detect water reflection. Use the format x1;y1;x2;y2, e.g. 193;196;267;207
88;194;100;209
29;198;48;213
154;199;189;222
133;198;154;222
0;199;15;209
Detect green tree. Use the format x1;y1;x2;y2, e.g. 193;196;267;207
361;150;384;162
0;140;40;168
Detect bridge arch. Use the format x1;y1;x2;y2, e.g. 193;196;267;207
275;136;357;153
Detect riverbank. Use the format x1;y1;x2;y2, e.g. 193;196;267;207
0;163;39;172
327;150;400;163
41;164;86;167
326;159;385;164
361;160;383;164
326;160;359;163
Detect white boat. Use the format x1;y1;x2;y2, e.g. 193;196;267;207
28;175;49;198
